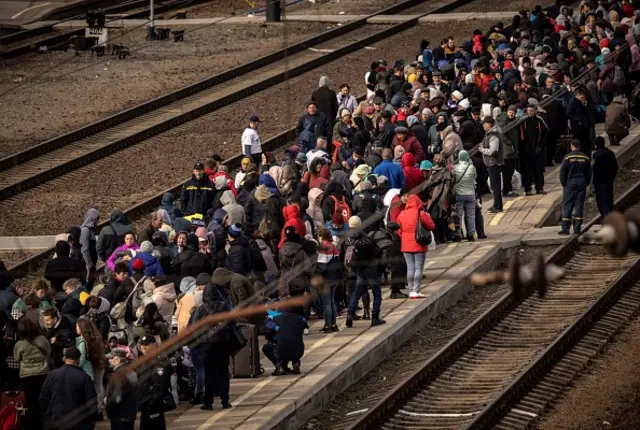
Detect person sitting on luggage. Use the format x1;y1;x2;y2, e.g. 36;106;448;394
262;303;306;376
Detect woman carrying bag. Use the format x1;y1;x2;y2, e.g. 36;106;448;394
397;194;435;299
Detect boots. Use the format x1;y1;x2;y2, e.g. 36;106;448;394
573;219;583;234
371;314;386;327
190;393;203;405
346;312;354;328
362;308;371;320
558;219;571;235
272;365;287;376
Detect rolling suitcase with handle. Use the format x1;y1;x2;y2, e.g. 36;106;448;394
229;323;263;378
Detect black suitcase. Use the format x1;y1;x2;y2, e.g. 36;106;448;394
229;323;263;378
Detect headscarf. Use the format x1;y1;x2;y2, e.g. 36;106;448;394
157;209;172;227
350;164;372;194
268;166;283;189
307;188;325;230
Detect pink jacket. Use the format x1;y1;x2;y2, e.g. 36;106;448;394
106;243;139;271
627;34;640;72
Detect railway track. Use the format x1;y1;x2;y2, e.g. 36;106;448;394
347;183;640;430
0;0;203;60
0;0;472;202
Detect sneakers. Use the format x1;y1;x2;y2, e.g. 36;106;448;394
504;191;518;197
292;362;301;375
200;404;213;411
390;291;409;299
303;328;309;335
409;292;426;299
320;326;332;333
488;207;503;214
371;317;386;327
536;189;547;195
558;230;570;235
221;402;232;409
331;325;339;332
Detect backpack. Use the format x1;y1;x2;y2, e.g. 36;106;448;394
330;195;351;222
0;401;24;430
343;241;357;278
613;65;626;87
2;319;17;353
248;239;267;273
352;234;376;265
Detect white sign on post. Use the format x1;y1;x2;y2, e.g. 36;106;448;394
85;27;109;46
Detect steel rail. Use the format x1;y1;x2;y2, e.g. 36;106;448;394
0;0;470;201
346;177;640;430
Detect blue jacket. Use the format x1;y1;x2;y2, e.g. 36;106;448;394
129;252;165;277
374;159;405;189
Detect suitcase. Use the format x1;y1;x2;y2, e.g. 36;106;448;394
0;392;25;411
229;323;263;378
0;391;25;430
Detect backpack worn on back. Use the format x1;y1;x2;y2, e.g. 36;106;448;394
330;195;351;221
613;65;626;87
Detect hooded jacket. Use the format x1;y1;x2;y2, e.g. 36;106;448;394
402;153;424;191
152;283;177;324
220;190;245;226
129;252;164;278
397;195;436;253
211;268;256;307
106;242;140;272
373;158;405;189
605;96;631;136
80;209;99;270
175;286;203;333
307;188;325;231
96;211;132;262
193;284;232;345
441;126;463;168
278;205;307;249
172;235;212;279
278;240;313;296
453;151;477;196
160;192;176;220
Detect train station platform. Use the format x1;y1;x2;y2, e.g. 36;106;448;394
152;123;640;430
26;11;519;29
0;0;87;26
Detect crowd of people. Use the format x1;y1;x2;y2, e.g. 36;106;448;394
0;0;638;428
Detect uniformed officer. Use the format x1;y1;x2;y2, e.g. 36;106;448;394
559;140;592;235
137;335;171;430
106;348;138;430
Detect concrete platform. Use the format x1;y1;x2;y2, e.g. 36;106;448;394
0;235;57;251
483;122;640;229
27;12;519;29
0;0;87;26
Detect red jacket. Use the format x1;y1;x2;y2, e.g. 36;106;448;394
393;134;425;163
397;195;435;253
278;204;307;249
402;153;424;191
388;195;404;223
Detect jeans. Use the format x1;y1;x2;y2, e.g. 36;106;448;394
403;252;426;294
488;165;503;210
594;183;614;217
190;347;205;395
346;277;369;310
348;267;382;316
263;342;303;368
320;285;337;327
456;194;476;238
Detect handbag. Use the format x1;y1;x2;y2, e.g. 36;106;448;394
110;276;147;320
163;392;177;412
415;208;433;246
229;324;249;357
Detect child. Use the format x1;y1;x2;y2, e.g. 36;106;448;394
263;301;306;375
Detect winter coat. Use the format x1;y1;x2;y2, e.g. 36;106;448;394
441;126;463;168
278;205;307;249
44;249;85;293
13;335;51;378
397;195;436;253
598;56;619;94
278;241;313;294
605;97;631;136
192;284;232;345
296;113;330;151
307;188;326;231
627;34;640;72
152;283;177;324
480;125;505;167
402;153;424;191
180;174;215;216
173;248;212;279
96;211;132;262
75;336;94;380
106;243;140;272
497;113;519;159
105;364;138;423
457;119;477;150
225;236;252;276
393;135;425;163
312;86;339;125
80;208;99;270
453;160;477;197
160;192;176;221
40;364;97;430
321;183;352;222
175;289;203;333
256;238;278;280
373;159;405;189
219;190;245;226
211;268;256;307
84;297;111;342
129;252;164;278
593;146;619;185
244;187;284;235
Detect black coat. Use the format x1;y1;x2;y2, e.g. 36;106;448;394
45;256;86;293
244;193;283;235
311;86;339;124
173;248;213;279
40;364;96;430
225;236;252;276
106;366;138;422
273;311;306;361
138;361;171;410
99;277;121;307
193;284;233;345
593;147;618;185
180;175;216;216
409;123;430;156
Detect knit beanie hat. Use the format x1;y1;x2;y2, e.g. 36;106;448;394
196;273;211;286
140;241;153;253
348;216;362;229
459;150;470;162
195;227;208;242
420;160;433;171
228;223;243;238
406;115;420;127
331;212;344;226
132;258;145;272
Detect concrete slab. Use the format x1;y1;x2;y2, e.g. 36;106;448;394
483;123;640;230
0;235;57;251
419;11;518;22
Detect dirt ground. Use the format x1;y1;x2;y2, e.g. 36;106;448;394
0;21;332;158
0;19;494;236
536;315;640;430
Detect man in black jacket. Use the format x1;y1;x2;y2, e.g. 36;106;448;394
99;261;129;307
42;307;76;368
224;224;252;278
45;241;86;294
40;347;97;430
180;162;216;216
138;336;171;429
106;348;138;430
592;136;618;217
311;76;339;135
519;104;548;195
137;212;163;245
172;233;212;279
